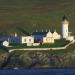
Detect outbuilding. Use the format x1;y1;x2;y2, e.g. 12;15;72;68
2;41;9;47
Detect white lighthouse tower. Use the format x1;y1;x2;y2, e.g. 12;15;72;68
62;16;69;38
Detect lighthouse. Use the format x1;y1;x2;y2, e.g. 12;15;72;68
62;16;69;38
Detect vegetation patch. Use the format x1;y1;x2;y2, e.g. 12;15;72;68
0;0;74;34
8;39;68;49
9;41;75;55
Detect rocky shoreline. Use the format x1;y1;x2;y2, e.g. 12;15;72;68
0;50;75;69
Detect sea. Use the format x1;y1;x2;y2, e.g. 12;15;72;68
0;69;75;75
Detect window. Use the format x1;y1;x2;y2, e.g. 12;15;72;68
24;39;26;42
29;39;31;42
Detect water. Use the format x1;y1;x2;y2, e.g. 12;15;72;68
0;69;75;75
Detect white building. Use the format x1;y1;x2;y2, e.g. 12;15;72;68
21;36;40;46
43;29;61;44
2;41;9;47
43;30;53;44
43;37;54;44
66;36;74;41
21;36;34;46
46;30;53;37
52;30;61;40
62;16;69;39
43;30;54;44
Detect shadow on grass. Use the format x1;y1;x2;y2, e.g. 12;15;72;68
16;27;30;36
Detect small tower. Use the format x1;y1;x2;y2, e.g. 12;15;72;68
15;32;18;37
62;16;69;38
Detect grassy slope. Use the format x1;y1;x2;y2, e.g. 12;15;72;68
9;42;75;56
0;0;75;35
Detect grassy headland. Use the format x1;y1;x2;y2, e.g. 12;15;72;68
0;0;74;35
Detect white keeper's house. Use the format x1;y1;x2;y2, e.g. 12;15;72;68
21;30;61;46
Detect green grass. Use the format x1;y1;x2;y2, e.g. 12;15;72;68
0;0;75;35
8;38;75;55
8;39;67;49
50;42;75;55
9;42;75;56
